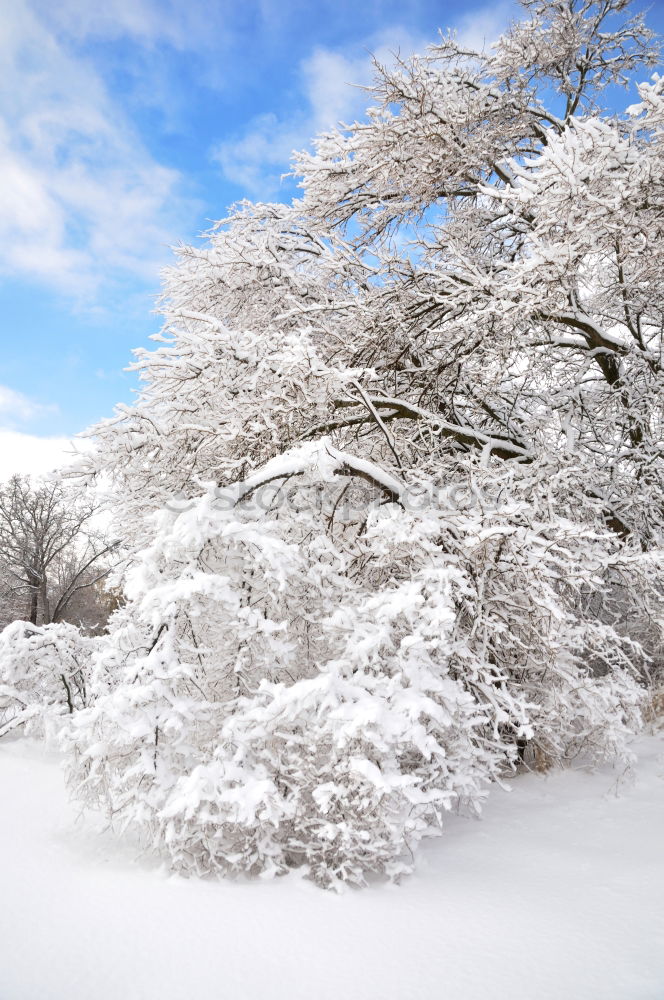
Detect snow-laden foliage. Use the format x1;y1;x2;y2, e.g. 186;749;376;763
0;621;97;739
62;0;662;885
65;447;647;885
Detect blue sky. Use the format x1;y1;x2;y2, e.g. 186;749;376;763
0;0;662;473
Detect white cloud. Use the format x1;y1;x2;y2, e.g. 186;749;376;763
213;28;428;200
0;429;88;480
301;48;371;133
212;9;510;200
454;2;513;53
38;0;223;52
0;0;514;288
214;113;303;198
0;0;198;298
0;386;57;425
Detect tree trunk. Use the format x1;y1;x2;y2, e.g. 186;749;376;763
28;586;38;625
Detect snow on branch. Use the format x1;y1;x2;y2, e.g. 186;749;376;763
234;439;405;505
327;397;533;462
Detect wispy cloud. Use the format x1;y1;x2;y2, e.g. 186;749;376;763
454;3;513;53
38;0;227;52
0;385;58;426
213;28;429;200
0;0;199;299
212;6;511;201
0;0;516;293
0;1;513;294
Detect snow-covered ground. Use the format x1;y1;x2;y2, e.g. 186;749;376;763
1;735;663;1000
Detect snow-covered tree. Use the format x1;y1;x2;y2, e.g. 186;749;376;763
64;0;662;885
0;621;97;739
0;475;119;629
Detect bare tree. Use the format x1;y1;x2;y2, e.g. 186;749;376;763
0;475;119;630
0;564;27;630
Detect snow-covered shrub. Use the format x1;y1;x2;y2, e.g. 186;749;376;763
63;446;647;886
64;460;497;886
0;621;97;739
